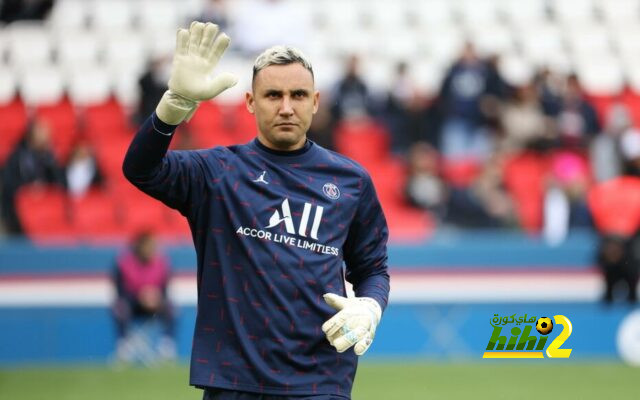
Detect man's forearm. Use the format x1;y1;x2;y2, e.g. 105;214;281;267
122;113;178;182
353;272;390;312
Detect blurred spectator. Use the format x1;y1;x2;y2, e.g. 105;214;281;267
597;235;638;303
499;83;552;154
404;142;446;218
438;43;497;162
1;118;65;234
554;74;600;149
383;62;440;154
65;140;104;198
445;154;515;228
330;54;373;123
543;151;592;244
112;231;176;362
590;103;631;183
0;0;53;22
195;0;230;32
307;99;335;150
136;56;170;124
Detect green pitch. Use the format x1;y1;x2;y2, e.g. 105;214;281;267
0;361;636;400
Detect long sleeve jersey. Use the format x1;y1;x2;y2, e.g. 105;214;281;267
122;113;390;398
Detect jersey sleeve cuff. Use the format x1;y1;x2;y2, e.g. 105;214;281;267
152;112;179;136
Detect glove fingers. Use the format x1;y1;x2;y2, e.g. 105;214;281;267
204;73;238;99
207;33;231;65
332;326;367;353
321;311;347;337
188;21;205;55
199;23;219;57
175;28;189;56
323;293;348;311
354;332;373;356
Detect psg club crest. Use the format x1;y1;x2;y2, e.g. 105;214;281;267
322;183;340;200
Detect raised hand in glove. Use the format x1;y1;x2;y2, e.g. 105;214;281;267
156;21;238;125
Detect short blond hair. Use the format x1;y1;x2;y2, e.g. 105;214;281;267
252;45;313;83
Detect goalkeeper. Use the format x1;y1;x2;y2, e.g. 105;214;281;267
123;21;389;400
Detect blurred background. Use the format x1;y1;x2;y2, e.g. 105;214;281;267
1;0;640;398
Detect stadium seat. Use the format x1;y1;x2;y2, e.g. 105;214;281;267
468;23;515;57
67;66;113;107
334;119;391;167
588;176;640;237
503;152;549;234
0;67;17;104
598;0;640;23
497;54;534;87
551;0;596;24
455;0;500;27
15;185;74;241
89;0;135;33
517;23;565;67
441;159;482;188
35;98;78;162
409;0;454;26
82;97;131;140
103;31;147;78
48;0;89;32
19;66;65;107
94;134;131;180
137;0;180;34
55;31;101;71
6;21;53;69
69;188;122;239
119;187;171;235
0;97;28;165
499;0;547;24
576;57;624;97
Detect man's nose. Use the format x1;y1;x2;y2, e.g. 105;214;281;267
279;96;294;116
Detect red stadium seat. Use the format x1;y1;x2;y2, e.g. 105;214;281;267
441;158;482;188
503;151;549;234
82;97;131;141
0;97;28;165
334;119;390;168
15;185;74;240
35;98;77;162
119;186;170;235
69;188;122;239
588;176;640;237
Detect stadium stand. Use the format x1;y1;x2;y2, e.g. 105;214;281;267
2;0;640;242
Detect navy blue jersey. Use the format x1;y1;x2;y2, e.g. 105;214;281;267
123;114;390;398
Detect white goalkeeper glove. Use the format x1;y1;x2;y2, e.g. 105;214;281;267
156;21;238;125
322;293;382;355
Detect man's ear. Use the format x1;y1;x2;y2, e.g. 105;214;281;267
312;91;320;114
245;91;255;114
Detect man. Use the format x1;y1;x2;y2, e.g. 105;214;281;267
123;21;390;399
112;230;176;361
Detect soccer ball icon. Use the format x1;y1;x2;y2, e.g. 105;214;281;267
536;317;553;335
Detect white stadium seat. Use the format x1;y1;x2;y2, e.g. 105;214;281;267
408;0;454;26
0;67;17;103
6;22;53;69
67;66;112;106
104;31;148;78
137;0;181;33
412;58;446;97
55;31;101;70
48;0;88;32
89;0;135;32
498;0;547;25
552;0;596;24
565;24;612;60
576;57;625;96
517;23;565;66
596;0;640;24
468;23;515;57
455;0;500;27
498;54;534;87
366;0;410;30
19;66;65;107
